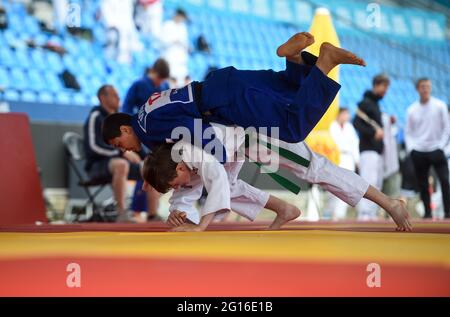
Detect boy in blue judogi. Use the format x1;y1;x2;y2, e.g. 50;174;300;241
103;32;366;159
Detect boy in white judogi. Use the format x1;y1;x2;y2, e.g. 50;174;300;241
143;138;300;231
143;125;412;232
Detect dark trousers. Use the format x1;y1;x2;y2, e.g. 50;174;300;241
410;149;450;217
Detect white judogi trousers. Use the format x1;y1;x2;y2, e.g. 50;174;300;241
356;150;384;220
169;133;370;224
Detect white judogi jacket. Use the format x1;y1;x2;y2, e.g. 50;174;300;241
169;125;269;224
168;124;370;224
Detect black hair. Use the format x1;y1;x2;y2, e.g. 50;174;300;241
101;113;132;143
175;8;188;19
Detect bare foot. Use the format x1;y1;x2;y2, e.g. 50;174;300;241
316;42;366;74
386;199;413;232
268;204;301;230
276;32;315;59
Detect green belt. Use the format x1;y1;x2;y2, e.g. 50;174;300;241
245;136;310;195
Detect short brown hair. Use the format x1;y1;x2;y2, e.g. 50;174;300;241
415;77;430;88
97;84;114;100
143;143;179;193
372;74;390;87
151;58;170;79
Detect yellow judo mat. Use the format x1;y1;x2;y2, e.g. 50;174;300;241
0;221;449;296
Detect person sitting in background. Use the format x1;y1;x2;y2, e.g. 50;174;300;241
405;78;450;219
83;85;158;222
326;107;359;220
353;74;390;221
122;58;170;114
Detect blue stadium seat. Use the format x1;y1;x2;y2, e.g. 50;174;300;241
21;90;38;103
46;52;64;73
90;77;103;95
24;16;40;36
44;73;63;92
38;91;55;104
55;91;72;105
0;68;9;89
4;89;21;102
0;48;15;67
73;93;89;106
30;49;48;71
63;55;78;73
10;68;28;90
28;69;47;91
89;95;98;106
77;56;94;76
63;36;80;55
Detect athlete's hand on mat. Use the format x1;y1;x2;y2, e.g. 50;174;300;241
170;223;204;232
391;199;413;232
167;210;187;227
122;151;142;164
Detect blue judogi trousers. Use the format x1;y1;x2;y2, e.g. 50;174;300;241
198;61;341;143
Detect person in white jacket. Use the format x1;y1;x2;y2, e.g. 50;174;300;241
100;0;143;64
135;0;164;40
159;9;189;88
327;107;360;220
141;125;412;232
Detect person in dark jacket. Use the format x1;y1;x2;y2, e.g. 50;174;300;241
121;58;170;115
84;85;148;223
353;74;390;220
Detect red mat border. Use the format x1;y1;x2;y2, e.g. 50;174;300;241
0;257;448;296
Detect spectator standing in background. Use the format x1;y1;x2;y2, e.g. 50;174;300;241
135;0;164;40
100;0;143;64
52;0;68;32
353;74;390;220
122;58;170;114
326;107;360;220
444;104;450;197
405;78;450;219
381;113;401;207
160;8;189;88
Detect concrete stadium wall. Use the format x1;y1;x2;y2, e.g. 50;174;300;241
30;121;83;189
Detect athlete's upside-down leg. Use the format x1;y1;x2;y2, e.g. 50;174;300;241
251;139;412;231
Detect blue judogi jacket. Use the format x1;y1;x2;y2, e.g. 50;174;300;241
131;61;341;162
